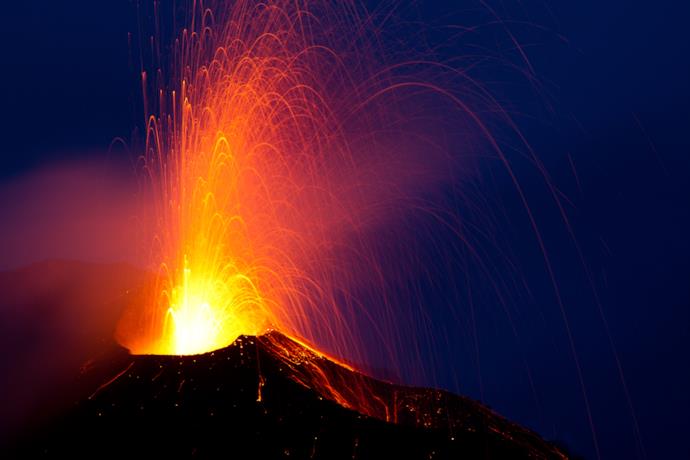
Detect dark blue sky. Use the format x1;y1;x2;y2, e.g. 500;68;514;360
1;1;688;458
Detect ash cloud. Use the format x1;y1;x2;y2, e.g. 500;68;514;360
0;159;149;270
0;158;151;442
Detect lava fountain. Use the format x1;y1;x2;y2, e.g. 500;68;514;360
116;0;482;402
116;0;354;356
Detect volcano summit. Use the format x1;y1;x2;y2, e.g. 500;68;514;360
13;331;566;459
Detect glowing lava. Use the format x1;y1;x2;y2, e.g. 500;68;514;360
163;257;268;355
115;0;468;381
116;0;380;358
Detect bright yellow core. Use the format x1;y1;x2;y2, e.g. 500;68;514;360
163;257;268;355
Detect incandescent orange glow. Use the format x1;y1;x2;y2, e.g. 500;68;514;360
115;0;471;385
93;0;576;445
117;0;389;357
163;256;267;355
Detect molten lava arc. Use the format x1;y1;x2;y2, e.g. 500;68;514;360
162;257;268;355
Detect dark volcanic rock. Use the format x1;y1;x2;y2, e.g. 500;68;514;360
9;332;566;459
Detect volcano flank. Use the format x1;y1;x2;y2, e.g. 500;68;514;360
13;330;566;459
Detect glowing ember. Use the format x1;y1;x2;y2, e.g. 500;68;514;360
163;256;267;355
117;0;391;357
116;0;469;379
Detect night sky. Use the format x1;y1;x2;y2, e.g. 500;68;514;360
1;1;688;459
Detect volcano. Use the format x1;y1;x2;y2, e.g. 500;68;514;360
9;329;566;459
